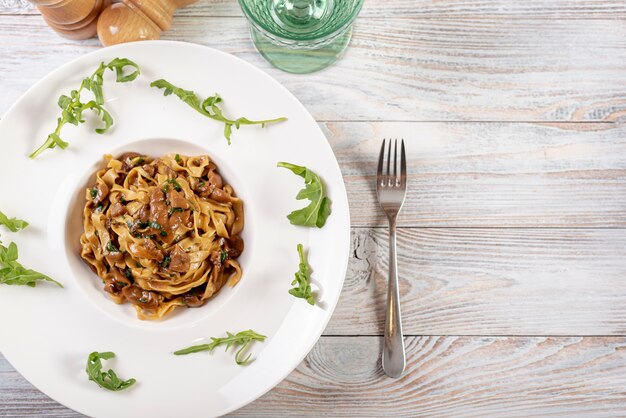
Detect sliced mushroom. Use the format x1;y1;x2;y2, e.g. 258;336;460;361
167;245;190;274
118;152;142;171
181;286;205;308
128;238;164;262
168;189;189;210
93;182;109;204
103;267;132;295
109;202;126;217
168;209;192;232
137;204;150;223
210;188;231;203
208;170;223;189
122;285;160;310
141;163;156;178
226;235;244;258
149;188;168;228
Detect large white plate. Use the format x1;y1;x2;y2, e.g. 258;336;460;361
0;41;349;417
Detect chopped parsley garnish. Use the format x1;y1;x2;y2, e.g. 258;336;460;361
114;281;128;290
168;207;184;216
90;188;98;199
220;250;228;263
149;221;162;230
124;267;133;279
106;242;119;253
161;256;171;268
160;230;167;237
175;154;182;163
166;178;182;192
133;221;150;229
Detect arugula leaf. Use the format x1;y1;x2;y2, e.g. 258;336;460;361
86;351;136;391
0;241;62;287
277;162;331;228
150;79;287;145
289;244;315;305
0;210;29;232
174;329;266;365
30;58;140;159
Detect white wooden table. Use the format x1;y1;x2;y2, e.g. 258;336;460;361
2;1;626;416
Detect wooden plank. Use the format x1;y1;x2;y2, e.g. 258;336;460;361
1;17;626;122
327;227;626;336
233;336;626;417
3;336;626;416
324;121;626;227
4;1;626;18
178;0;626;18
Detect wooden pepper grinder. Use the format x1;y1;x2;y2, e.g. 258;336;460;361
97;0;198;46
30;0;111;40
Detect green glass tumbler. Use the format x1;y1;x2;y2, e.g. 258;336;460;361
238;0;364;74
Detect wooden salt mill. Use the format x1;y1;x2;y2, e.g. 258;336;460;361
97;0;198;46
30;0;111;40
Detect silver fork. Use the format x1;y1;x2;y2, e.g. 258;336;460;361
376;138;407;378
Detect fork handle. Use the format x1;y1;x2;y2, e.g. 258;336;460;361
383;218;406;378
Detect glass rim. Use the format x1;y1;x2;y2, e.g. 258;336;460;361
237;0;365;43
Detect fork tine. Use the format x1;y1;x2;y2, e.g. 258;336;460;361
377;139;385;183
386;139;392;177
393;139;398;179
400;139;407;186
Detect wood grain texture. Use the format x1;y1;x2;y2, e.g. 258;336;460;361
3;336;626;417
1;17;626;122
325;121;626;227
177;0;626;19
1;1;626;415
232;336;626;417
327;227;626;336
3;0;626;18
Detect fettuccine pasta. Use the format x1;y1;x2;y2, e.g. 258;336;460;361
80;153;244;320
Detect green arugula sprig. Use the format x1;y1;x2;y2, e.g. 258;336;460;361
277;162;331;228
290;244;315;305
30;58;141;159
0;210;29;232
86;351;136;391
0;213;62;288
174;330;266;365
0;241;62;287
150;79;287;145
